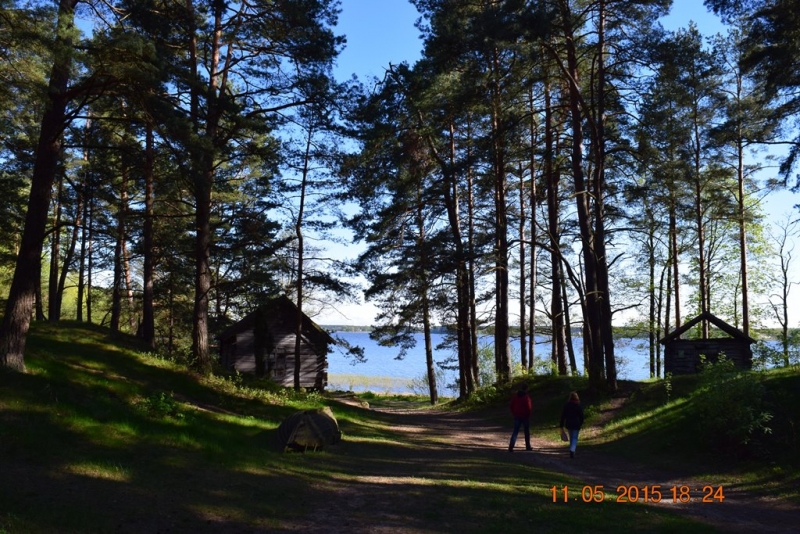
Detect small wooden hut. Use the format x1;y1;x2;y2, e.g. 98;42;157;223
659;311;755;375
218;296;335;390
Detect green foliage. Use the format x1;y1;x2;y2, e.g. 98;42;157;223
464;384;503;407
139;349;190;367
409;364;453;397
753;339;800;370
664;372;673;404
203;370;322;408
533;356;560;376
138;391;184;420
762;369;800;456
477;342;496;387
695;356;773;455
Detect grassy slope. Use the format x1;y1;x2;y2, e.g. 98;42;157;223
0;322;789;532
508;367;800;503
585;370;800;501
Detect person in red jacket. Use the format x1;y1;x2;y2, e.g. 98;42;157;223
508;382;533;451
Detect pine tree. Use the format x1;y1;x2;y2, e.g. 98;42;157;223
118;0;343;373
0;0;81;371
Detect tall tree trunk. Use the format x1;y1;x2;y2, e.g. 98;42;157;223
441;122;473;397
416;187;438;405
519;162;527;371
35;275;45;322
422;291;437;404
657;263;667;377
490;46;511;382
737;135;749;336
56;184;83;317
86;191;94;324
168;287;175;355
123;238;136;332
528;200;536;371
111;167;130;332
77;176;88;322
0;0;79;371
467;129;479;388
648;213;657;378
545;74;567;375
691;97;709;337
528;154;537;372
77;117;91;322
592;0;616;390
562;265;578;375
141;122;156;347
556;0;605;388
192;175;213;372
48;175;63;321
293;124;312;391
521;87;540;372
190;0;225;374
669;202;680;330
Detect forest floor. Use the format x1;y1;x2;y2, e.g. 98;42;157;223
291;393;800;533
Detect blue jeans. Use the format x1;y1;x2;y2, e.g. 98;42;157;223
568;428;580;453
509;418;531;449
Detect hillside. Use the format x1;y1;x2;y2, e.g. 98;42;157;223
0;322;798;532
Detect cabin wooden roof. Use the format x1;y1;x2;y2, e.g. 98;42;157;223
659;311;756;345
218;295;335;346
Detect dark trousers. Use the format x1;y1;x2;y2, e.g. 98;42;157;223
509;417;531;449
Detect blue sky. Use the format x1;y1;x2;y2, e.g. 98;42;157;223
334;0;422;81
334;0;726;83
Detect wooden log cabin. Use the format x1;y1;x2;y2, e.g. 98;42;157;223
218;295;334;390
659;311;755;375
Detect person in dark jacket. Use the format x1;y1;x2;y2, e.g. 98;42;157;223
559;391;585;458
508;382;533;452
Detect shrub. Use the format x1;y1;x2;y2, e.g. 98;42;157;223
139;391;184;420
410;366;450;396
477;342;496;387
663;372;673;404
695;356;772;456
752;339;800;370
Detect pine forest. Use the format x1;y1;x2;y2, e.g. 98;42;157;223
2;0;800;402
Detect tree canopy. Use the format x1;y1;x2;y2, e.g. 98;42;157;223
2;0;800;398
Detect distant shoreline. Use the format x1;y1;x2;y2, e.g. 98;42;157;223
322;325;800;341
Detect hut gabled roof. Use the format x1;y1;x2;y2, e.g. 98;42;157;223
218;295;335;346
659;311;756;345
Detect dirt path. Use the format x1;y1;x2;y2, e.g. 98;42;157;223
345;401;800;533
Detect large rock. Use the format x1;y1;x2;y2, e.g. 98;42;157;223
276;406;342;452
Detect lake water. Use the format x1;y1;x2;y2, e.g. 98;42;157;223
326;331;656;395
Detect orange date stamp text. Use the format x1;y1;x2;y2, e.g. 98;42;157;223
550;484;725;503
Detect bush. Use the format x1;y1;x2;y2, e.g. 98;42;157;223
410;366;450;396
695;356;772;456
752;339;800;370
139;391;184;420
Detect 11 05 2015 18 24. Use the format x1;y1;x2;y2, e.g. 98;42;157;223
550;484;725;503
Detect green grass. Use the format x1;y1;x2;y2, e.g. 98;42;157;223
1;322;790;532
327;373;413;394
570;367;800;501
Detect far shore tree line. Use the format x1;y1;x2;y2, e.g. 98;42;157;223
2;0;800;402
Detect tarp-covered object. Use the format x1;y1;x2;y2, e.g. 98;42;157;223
277;406;342;452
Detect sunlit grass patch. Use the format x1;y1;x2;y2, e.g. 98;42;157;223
328;373;412;394
65;461;131;482
601;397;692;438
